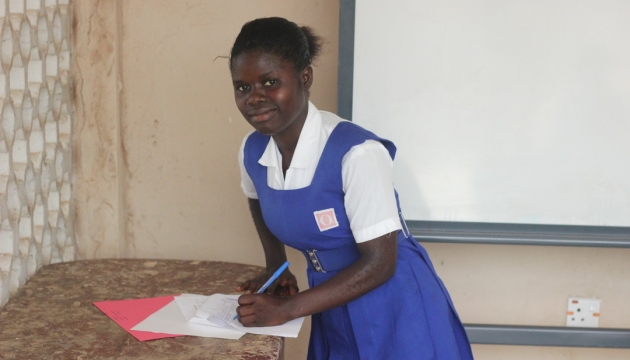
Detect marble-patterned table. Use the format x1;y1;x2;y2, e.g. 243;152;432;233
0;259;284;360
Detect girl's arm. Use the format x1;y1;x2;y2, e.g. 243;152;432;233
236;198;299;296
236;230;397;326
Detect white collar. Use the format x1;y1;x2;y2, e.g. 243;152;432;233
258;102;322;170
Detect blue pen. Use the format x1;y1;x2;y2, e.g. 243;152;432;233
233;261;290;320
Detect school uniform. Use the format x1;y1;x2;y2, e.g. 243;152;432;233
240;102;473;360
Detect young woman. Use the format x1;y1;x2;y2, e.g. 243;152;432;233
231;17;473;360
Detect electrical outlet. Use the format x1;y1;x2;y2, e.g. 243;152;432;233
566;297;600;327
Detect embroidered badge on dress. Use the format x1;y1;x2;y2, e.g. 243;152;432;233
313;208;339;231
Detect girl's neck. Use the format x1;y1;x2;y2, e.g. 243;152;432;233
272;102;310;176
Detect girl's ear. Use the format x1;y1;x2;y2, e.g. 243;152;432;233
302;65;314;91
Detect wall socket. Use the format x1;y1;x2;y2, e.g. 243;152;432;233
566;297;601;327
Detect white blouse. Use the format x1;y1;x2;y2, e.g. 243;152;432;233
238;102;402;243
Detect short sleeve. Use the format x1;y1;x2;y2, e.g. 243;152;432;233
342;140;402;243
238;135;259;199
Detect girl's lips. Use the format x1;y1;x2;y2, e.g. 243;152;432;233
248;108;277;123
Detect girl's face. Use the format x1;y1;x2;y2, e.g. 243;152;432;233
231;51;312;140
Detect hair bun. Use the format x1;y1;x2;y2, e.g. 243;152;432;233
229;17;323;72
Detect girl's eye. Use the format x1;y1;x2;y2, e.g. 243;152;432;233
263;79;277;86
236;85;249;92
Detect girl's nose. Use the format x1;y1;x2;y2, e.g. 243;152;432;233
247;87;267;106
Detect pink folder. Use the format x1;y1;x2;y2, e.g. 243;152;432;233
93;295;184;341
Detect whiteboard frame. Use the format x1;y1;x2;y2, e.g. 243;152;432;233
338;0;630;249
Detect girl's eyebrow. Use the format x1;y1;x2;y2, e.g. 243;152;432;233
258;71;275;79
232;71;275;84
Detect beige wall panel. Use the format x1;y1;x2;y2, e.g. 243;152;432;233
119;0;338;263
424;243;630;328
72;0;123;259
118;2;338;358
472;344;630;359
426;243;630;359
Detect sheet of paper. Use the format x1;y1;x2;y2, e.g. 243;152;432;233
196;293;239;322
93;296;182;341
228;313;305;338
195;294;305;338
173;293;210;321
132;295;245;340
173;294;229;327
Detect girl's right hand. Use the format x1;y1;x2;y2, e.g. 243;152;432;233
237;268;299;296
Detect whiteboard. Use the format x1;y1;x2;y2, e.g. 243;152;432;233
352;0;630;226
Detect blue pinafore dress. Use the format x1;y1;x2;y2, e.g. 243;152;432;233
244;122;473;360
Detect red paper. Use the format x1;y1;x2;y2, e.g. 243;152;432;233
93;295;184;341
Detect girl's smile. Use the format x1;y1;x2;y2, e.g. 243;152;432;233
247;107;278;123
